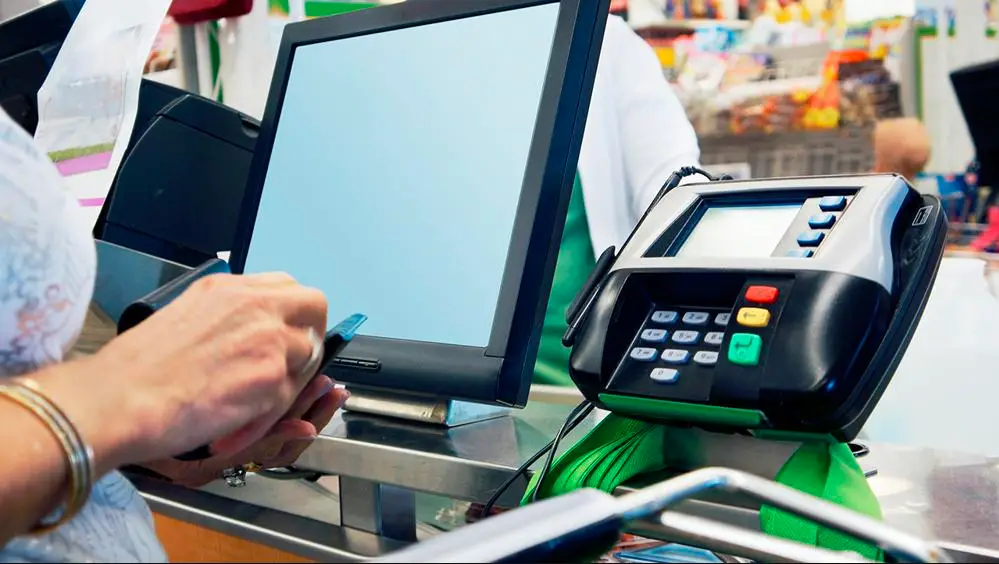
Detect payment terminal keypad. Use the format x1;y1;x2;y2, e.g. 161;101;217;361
607;279;794;404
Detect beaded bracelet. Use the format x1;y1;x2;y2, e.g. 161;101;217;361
0;379;94;534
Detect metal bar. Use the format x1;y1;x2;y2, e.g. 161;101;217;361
615;468;952;563
657;512;872;563
339;476;417;542
131;475;405;561
176;24;200;93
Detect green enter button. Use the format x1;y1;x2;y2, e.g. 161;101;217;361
728;333;762;366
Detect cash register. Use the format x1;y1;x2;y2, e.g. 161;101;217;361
566;173;947;441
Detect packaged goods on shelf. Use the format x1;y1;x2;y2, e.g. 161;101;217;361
663;0;737;20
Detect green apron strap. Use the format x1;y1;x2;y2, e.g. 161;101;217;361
760;441;884;561
523;413;884;561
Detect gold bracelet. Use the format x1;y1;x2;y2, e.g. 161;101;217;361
12;378;95;529
0;379;94;534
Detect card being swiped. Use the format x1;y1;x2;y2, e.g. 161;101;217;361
173;312;368;462
319;313;367;373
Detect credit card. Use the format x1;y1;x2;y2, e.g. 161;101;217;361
319;313;367;372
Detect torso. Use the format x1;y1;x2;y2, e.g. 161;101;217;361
0;109;166;563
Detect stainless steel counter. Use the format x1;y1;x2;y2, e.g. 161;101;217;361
119;256;999;561
132;397;999;562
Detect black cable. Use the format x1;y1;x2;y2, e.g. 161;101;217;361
480;400;594;516
531;400;595;504
614;165;725;266
647;165;722;212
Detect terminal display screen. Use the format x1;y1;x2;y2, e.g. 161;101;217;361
676;203;801;258
242;4;560;348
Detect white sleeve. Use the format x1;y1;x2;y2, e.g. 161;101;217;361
604;17;701;222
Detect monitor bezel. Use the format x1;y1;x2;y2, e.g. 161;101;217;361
228;0;609;407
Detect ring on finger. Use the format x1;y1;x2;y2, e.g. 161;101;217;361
297;327;324;380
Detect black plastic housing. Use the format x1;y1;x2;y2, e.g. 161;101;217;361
568;187;947;441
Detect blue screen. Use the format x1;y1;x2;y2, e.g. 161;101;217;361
243;4;560;347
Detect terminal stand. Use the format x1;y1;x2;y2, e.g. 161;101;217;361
333;390;511;542
343;388;511;427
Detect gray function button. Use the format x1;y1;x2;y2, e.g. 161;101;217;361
704;332;725;346
640;329;668;343
682;311;710;326
629;347;659;362
650;367;679;384
651;310;679;324
661;349;691;364
672;330;700;345
714;313;730;326
694;351;719;366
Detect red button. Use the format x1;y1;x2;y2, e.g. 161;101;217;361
745;285;778;304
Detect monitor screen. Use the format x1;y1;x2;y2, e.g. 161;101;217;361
676;203;800;258
242;4;560;348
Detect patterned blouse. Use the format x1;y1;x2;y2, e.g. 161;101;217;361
0;109;167;562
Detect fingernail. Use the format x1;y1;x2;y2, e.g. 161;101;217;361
294;434;318;442
336;389;350;409
320;376;335;394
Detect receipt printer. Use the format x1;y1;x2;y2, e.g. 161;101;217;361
95;80;259;267
566;174;947;441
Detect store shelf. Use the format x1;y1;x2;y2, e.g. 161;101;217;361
630;17;751;32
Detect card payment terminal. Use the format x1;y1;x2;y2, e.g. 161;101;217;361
567;174;946;441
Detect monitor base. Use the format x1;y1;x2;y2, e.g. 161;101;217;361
343;388;511;427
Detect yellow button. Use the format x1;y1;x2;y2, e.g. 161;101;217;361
736;307;770;328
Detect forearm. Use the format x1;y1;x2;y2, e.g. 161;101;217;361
0;358;135;546
0;393;70;545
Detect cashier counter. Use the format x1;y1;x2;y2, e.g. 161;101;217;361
85;86;999;562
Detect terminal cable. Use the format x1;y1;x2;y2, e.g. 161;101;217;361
480;400;594;517
648;165;729;212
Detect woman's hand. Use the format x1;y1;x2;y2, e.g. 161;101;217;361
140;375;348;488
36;272;329;475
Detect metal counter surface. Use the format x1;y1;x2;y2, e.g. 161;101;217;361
133;398;999;561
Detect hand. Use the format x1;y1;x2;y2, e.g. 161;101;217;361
38;272;328;474
140;375;348;488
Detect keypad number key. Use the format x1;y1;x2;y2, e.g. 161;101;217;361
672;330;700;345
650;367;679;384
693;351;719;366
704;331;725;346
682;311;710;326
629;347;659;362
640;328;668;343
651;310;678;324
661;349;691;365
714;313;730;326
